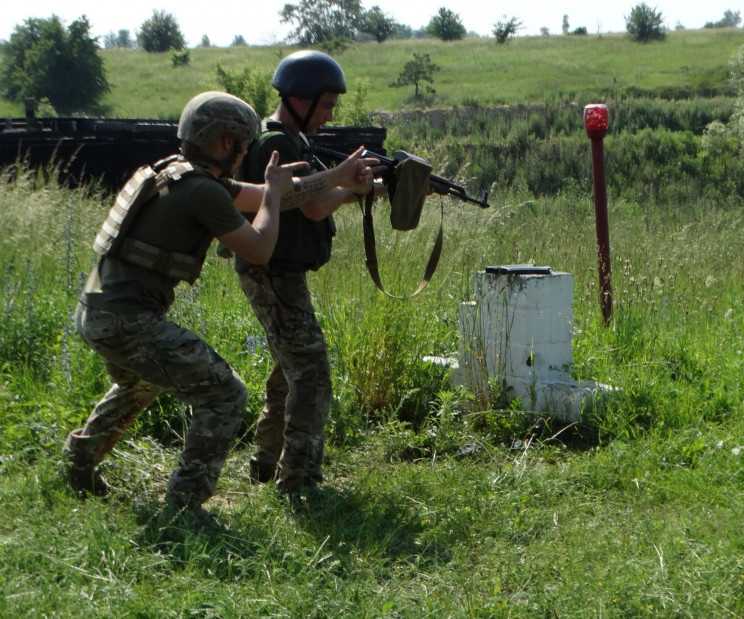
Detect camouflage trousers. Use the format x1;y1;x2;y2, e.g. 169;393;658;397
238;264;332;494
64;302;247;508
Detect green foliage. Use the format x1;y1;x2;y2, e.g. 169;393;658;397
214;64;278;120
426;7;466;41
705;10;742;29
318;36;351;55
389;52;440;98
493;17;523;45
170;48;190;67
137;10;185;53
625;3;666;43
334;78;371;125
280;0;363;46
103;29;134;50
360;6;398;43
0;16;109;114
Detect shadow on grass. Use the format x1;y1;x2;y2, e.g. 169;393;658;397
287;484;453;567
131;500;265;579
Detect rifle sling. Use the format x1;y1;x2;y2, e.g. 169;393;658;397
358;190;443;299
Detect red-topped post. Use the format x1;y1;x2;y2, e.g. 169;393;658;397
584;103;612;324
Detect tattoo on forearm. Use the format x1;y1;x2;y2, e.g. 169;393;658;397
281;176;329;210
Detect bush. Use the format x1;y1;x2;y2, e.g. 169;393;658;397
214;64;278;120
334;78;371;126
170;48;190;67
493;17;522;45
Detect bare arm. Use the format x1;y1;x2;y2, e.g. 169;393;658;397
300;180;388;221
232;146;379;214
217;151;290;264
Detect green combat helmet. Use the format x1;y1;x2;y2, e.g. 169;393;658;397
178;90;261;149
178;91;261;176
272;51;346;132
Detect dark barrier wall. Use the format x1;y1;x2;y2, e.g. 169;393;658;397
0;117;386;188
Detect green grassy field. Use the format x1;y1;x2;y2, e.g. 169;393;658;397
2;28;744;118
2;29;744;617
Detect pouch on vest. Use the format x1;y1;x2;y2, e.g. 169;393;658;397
388;151;432;231
92;156;210;284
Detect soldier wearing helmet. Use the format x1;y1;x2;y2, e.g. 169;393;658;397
233;52;386;498
63;90;376;519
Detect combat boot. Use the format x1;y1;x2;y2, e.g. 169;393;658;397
249;455;277;483
66;466;111;498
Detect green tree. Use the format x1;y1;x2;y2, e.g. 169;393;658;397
231;34;248;46
389;52;440;97
625;3;666;43
704;10;742;28
426;7;466;41
104;29;134;49
361;6;398;43
280;0;363;46
1;15;109;114
493;16;522;44
137;10;185;52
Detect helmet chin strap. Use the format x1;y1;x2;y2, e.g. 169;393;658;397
220;139;244;177
283;95;320;134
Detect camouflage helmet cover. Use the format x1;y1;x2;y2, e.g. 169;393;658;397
272;50;347;99
178;91;261;149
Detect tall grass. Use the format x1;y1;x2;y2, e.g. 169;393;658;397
3;140;744;617
3;29;744;617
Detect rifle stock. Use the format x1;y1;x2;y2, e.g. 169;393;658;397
312;144;490;209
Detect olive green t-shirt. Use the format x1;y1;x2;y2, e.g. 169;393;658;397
83;174;244;314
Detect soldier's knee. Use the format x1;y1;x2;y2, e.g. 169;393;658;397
228;373;248;409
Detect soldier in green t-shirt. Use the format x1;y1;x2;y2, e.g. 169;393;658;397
234;51;387;497
64;91;376;520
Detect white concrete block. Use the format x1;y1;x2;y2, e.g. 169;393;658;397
454;267;613;420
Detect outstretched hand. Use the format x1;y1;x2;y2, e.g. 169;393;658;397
264;151;309;195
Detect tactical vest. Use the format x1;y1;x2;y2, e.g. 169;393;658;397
237;120;335;272
93;155;213;284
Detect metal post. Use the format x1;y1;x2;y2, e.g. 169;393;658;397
583;104;613;325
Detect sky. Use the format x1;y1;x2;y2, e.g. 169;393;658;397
1;1;741;47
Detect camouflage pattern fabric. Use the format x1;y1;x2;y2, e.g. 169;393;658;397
237;263;332;495
64;302;247;508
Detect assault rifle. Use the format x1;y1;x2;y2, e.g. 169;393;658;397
312;144;490;209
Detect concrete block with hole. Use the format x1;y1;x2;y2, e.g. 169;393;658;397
451;267;612;421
